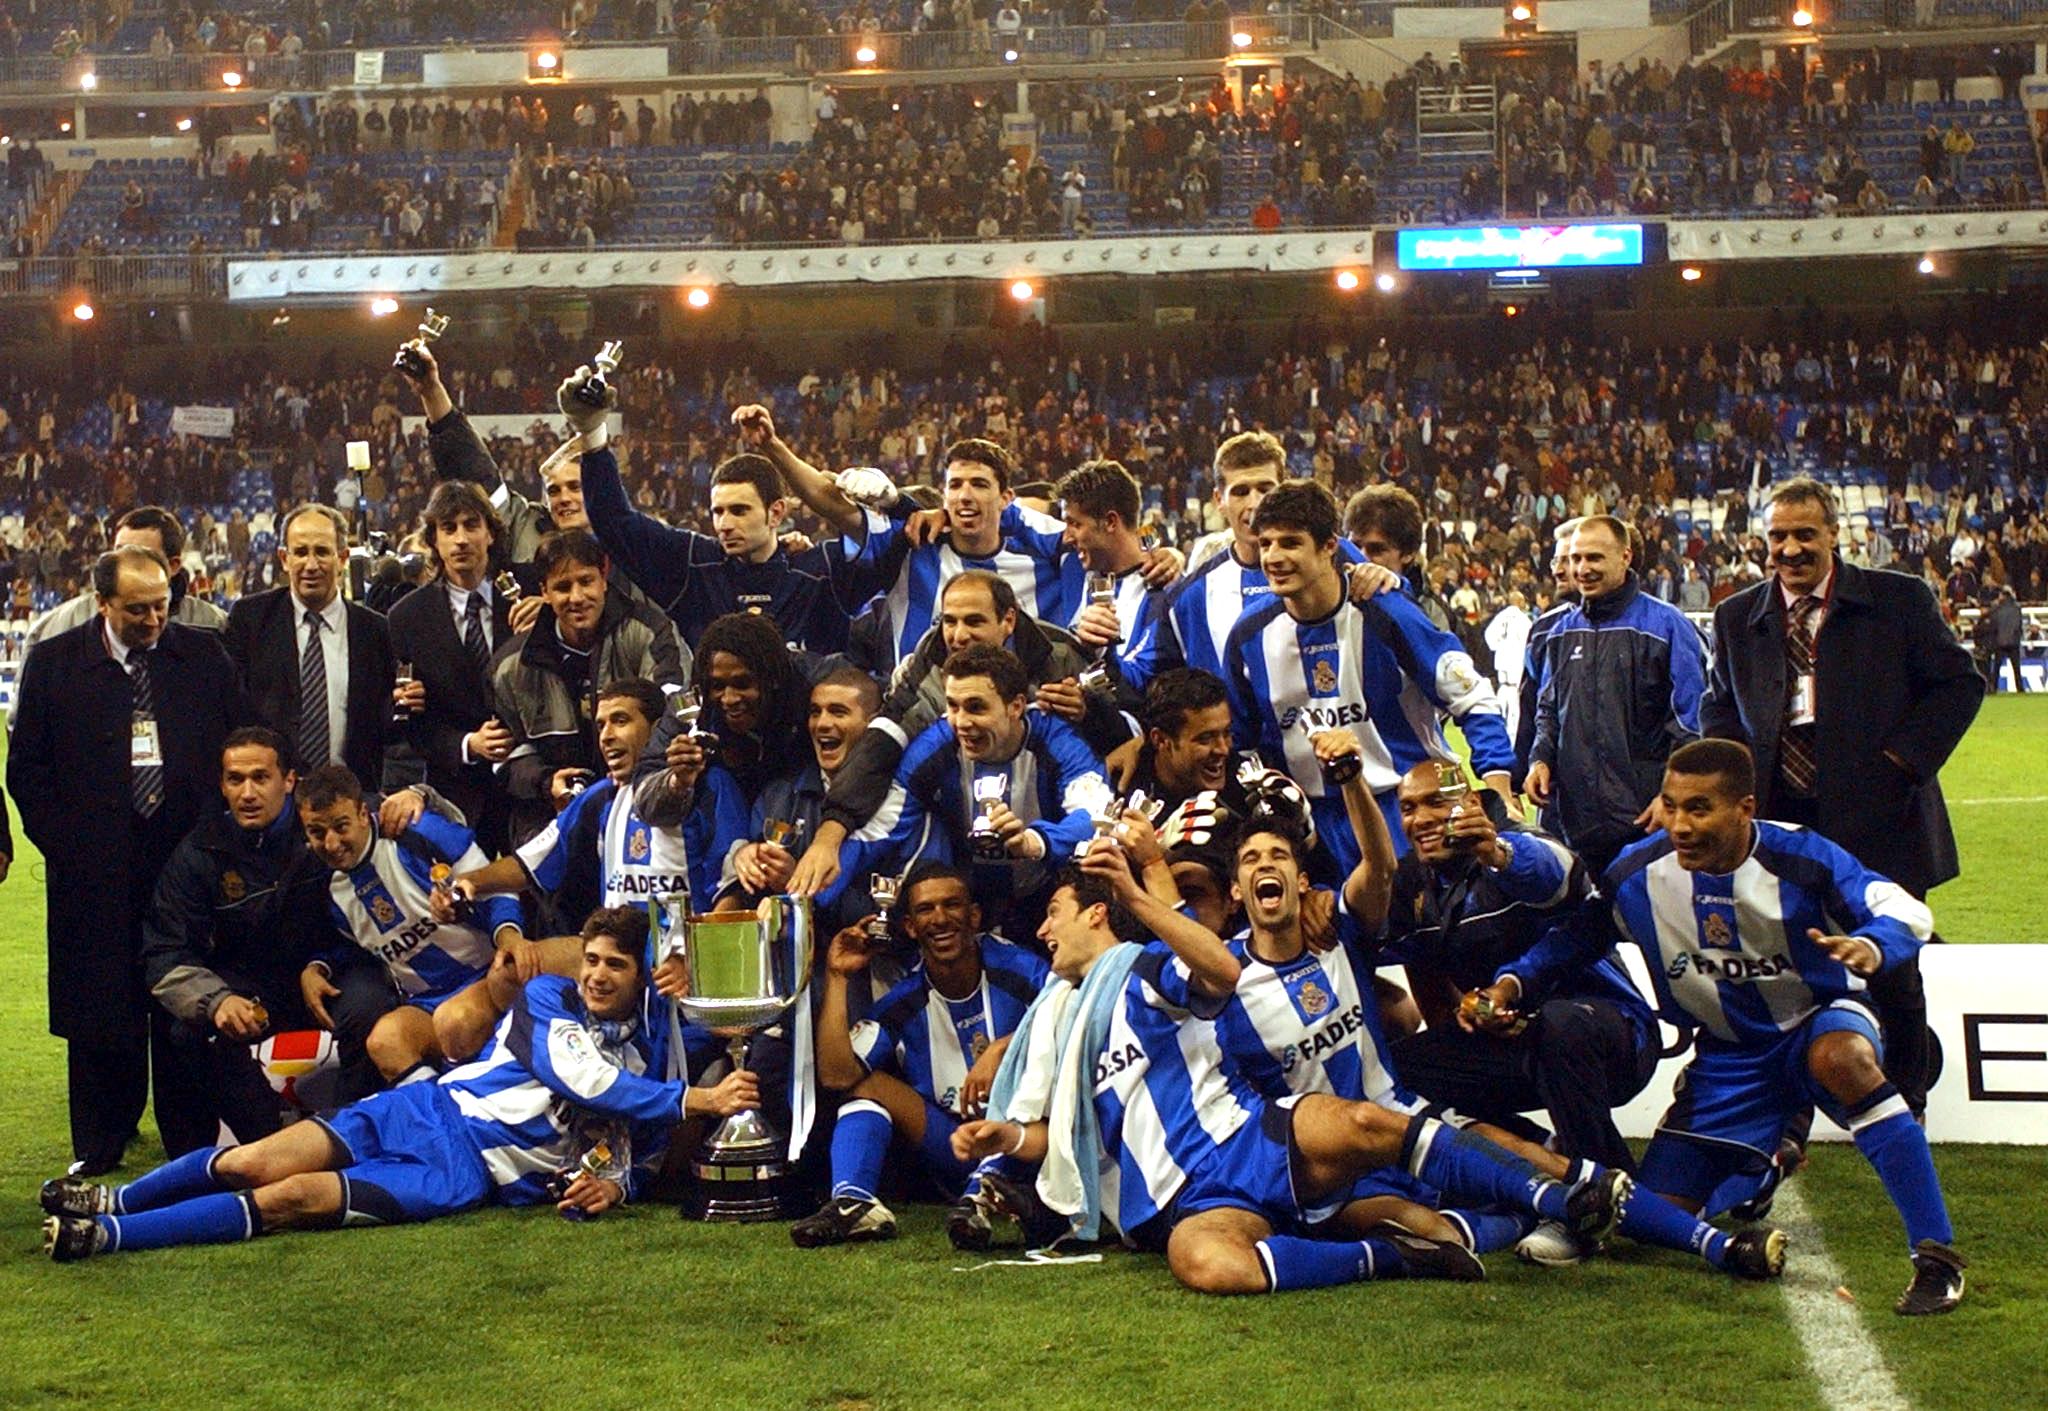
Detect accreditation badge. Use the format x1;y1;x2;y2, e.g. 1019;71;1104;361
131;717;165;769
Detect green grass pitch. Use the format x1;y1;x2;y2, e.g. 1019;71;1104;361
1;700;2044;1409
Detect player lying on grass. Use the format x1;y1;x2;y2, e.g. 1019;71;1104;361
950;854;1633;1294
791;860;1049;1251
1470;738;1967;1316
40;907;758;1261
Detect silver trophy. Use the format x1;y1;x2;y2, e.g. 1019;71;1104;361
673;693;721;755
969;773;1009;860
655;890;814;1221
393;307;449;379
866;871;901;944
574;339;624;409
1083;569;1122;652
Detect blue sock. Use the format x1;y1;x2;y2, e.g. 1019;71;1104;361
1849;1086;1953;1249
100;1191;261;1253
1404;1117;1576;1223
112;1146;230;1215
1256;1234;1404;1290
1618;1187;1730;1267
828;1099;891;1203
1443;1207;1535;1253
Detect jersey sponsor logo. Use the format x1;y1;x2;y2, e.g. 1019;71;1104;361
1094;1039;1146;1088
220;870;246;903
1665;951;1795;983
607;869;693;897
366;913;440;965
1278;700;1370;733
1283;1003;1367;1071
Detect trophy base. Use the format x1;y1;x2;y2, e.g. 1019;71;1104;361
681;1108;802;1223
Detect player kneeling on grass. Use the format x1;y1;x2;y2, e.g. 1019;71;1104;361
41;907;760;1260
951;854;1631;1295
1472;738;1966;1316
793;861;1050;1251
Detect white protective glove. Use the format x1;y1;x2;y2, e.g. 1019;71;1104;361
834;466;900;511
556;365;612;451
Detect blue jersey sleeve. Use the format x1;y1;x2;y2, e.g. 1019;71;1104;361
580;446;718;614
1490;832;1577;907
1028;713;1113;864
684;765;753;901
1221;611;1269;754
506;977;687;1123
1373;592;1516;778
1777;826;1934;974
1496;898;1623;1002
1665;609;1707;742
516;782;610;893
818;722;952;906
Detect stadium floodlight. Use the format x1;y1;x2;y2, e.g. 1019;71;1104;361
1680;265;1703;282
221;69;243;88
1003;47;1020;63
1505;0;1535;33
79;72;98;92
1917;255;1936;275
529;48;561;79
1231;30;1252;48
1375;271;1397;293
854;44;877;64
369;295;400;316
1510;3;1533;20
176;117;193;131
1009;279;1036;302
1334;269;1361;293
685;286;712;309
1791;5;1814;24
71;301;95;322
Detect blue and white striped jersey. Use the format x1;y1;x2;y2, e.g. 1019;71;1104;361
1069;563;1163;680
854;502;1079;666
320;812;519;1000
515;768;744;913
440;975;684;1204
849;937;1049;1115
1215;905;1413;1112
1505;821;1933;1048
1223;591;1515;803
822;710;1113;909
1090;942;1262;1234
1123;537;1366;693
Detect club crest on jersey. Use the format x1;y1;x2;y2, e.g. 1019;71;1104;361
627;820;651;863
220;870;245;903
971;1032;990;1060
1703;912;1733;949
1311;658;1339;695
1298;980;1331;1017
359;882;404;933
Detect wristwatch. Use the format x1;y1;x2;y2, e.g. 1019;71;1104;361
1486;837;1515;871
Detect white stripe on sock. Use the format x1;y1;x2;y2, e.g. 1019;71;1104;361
1405;1118;1441;1181
1772;1183;1914;1411
1848;1094;1913;1134
1255;1240;1278;1293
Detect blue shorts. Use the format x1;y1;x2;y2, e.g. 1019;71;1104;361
319;1081;494;1226
912;1097;974;1196
1160;1094;1335;1241
1638;1000;1883;1205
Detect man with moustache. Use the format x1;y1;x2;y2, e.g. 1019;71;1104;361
1702;476;1981;1128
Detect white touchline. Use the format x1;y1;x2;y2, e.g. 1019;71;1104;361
1772;1183;1913;1411
1948;796;2048;806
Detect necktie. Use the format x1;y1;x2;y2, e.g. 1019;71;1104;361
130;653;164;818
463;593;490;675
299;608;330;770
1779;594;1820;796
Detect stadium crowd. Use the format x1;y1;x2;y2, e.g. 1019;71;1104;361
0;309;1999;1321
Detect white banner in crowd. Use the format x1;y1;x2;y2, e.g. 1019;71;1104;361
397;411;624;442
1666;212;2048;262
168;404;237;438
225;232;1381;300
1592;943;2048;1145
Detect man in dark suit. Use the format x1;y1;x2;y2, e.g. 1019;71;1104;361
224;504;397;787
385;480;514;851
9;545;246;1173
1702;475;1983;1120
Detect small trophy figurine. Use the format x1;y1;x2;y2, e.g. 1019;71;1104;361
969;774;1009;860
393;307;450;379
673;692;720;753
1125;788;1164;826
574;339;624;409
867;872;901;943
1077;659;1115;697
493;570;523;602
1083;569;1122;652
